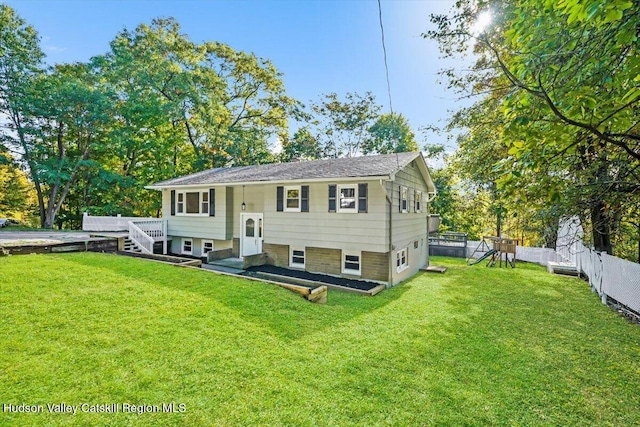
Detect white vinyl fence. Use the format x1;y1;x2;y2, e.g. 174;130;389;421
576;240;640;313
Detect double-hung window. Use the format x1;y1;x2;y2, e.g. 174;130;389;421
338;185;357;213
396;248;408;272
201;192;209;214
415;190;422;213
177;193;184;214
277;185;309;212
400;186;408;213
285;186;301;212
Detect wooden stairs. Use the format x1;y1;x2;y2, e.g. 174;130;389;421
123;237;143;254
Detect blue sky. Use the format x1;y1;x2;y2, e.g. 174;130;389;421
6;0;468;151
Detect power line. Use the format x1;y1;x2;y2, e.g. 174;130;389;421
377;0;394;116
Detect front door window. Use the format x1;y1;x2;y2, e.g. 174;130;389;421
245;218;255;237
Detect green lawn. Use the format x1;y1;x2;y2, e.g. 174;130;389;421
1;253;639;426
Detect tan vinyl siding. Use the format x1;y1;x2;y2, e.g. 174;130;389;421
162;187;229;240
225;187;234;239
389;160;431;285
393;238;428;285
391;161;430;250
231;185;265;238
261;181;389;253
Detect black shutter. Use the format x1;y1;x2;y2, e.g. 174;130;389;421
399;186;403;213
328;185;336;212
301;185;309;212
170;190;176;216
358;183;368;213
209;188;215;216
276;186;284;212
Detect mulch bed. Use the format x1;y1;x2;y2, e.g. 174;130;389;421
244;264;381;291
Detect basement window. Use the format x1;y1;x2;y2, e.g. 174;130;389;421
342;251;361;275
397;247;408;272
290;248;305;268
202;240;214;255
182;238;193;255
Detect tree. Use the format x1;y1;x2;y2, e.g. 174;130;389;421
280;127;322;161
309;92;381;157
0;4;46;225
0;150;35;222
22;63;114;229
363;113;418;154
427;0;640;255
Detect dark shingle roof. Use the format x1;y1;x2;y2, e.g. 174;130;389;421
149;152;421;187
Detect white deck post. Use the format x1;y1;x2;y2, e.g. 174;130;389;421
163;219;168;255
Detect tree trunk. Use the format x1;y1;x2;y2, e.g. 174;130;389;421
590;201;613;255
43;207;56;229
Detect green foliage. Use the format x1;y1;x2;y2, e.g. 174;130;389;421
308;91;382;157
0;151;36;223
2;253;640;425
427;0;640;257
280;127;322;161
0;8;297;227
363;113;418;154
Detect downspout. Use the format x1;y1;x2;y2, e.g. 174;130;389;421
380;178;394;287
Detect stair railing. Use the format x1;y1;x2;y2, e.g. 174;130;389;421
128;221;154;255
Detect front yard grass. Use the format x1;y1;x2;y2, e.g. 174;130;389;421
1;253;639;426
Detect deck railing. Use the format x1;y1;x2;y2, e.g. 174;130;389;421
130;219;164;240
82;213;167;254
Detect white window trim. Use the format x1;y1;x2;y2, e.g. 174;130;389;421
415;190;422;213
182;238;193;255
202;240;214;255
176;191;209;216
337;184;358;213
342;251;361;275
284;185;301;212
290;247;305;268
396;247;409;273
401;186;408;213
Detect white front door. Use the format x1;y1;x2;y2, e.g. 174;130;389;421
240;213;263;257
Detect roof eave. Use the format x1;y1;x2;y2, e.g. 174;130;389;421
146;174;392;190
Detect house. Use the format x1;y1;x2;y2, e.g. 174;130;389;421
146;152;437;286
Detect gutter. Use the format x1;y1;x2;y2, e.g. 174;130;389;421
145;175;392;191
